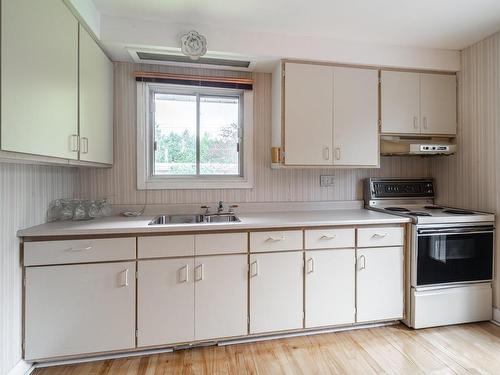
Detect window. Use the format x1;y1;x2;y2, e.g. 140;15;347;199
137;83;253;189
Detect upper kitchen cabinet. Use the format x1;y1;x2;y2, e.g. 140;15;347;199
79;25;114;164
420;73;457;135
284;63;333;165
333;67;379;166
380;71;420;134
381;71;457;136
276;61;379;167
1;0;79;159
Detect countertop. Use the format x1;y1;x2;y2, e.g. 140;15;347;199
18;209;409;238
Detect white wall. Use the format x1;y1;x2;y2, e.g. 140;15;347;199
0;164;76;375
432;30;500;308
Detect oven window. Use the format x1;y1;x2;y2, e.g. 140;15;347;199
417;231;493;286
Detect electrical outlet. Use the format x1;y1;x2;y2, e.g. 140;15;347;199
320;175;335;187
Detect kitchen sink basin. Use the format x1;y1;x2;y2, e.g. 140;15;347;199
149;214;240;225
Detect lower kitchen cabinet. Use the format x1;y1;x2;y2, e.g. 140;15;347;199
249;252;303;334
138;258;195;347
24;262;135;360
305;249;356;328
356;246;404;322
194;255;248;340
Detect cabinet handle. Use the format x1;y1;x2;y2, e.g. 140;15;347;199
66;245;92;252
81;137;89;154
323;146;330;160
320;234;336;240
195;264;204;281
423;117;428;129
306;257;314;274
358;255;366;271
335;147;341;160
119;269;129;287
179;264;189;283
69;134;80;152
372;233;388;238
250;260;259;277
413;116;418;129
266;236;285;242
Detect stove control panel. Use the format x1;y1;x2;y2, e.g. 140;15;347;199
365;179;435;199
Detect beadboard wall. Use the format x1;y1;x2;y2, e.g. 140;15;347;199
432;30;500;307
0;164;76;375
76;62;432;204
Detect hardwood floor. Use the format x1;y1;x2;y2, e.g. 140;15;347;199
34;322;500;375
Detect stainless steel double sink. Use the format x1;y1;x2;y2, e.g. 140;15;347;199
149;214;240;225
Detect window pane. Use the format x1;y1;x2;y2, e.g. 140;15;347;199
154;93;197;175
199;95;240;175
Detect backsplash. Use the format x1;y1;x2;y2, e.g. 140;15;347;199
76;62;432;205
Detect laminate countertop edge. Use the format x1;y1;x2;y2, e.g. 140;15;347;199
18;209;410;238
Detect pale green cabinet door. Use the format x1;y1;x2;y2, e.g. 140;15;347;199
1;0;78;159
79;25;114;164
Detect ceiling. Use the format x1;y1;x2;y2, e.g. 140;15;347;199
93;0;500;50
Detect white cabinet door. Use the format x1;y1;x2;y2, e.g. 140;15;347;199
333;67;379;166
1;0;78;159
381;71;420;134
25;262;135;360
284;63;333;165
138;258;194;347
194;255;248;340
305;249;355;328
79;25;114;164
249;252;303;334
420;74;457;135
356;247;404;323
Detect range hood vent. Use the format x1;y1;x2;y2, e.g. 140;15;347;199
135;51;251;68
380;136;457;156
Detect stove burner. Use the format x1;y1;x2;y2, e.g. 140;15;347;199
443;209;475;215
385;207;411;212
408;211;432;216
424;205;443;210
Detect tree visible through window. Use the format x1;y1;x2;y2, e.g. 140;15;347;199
153;91;242;176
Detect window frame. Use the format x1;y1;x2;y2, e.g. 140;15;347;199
137;82;254;190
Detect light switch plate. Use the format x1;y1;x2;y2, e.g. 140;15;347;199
320;175;335;187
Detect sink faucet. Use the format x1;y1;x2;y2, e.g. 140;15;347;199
217;201;224;214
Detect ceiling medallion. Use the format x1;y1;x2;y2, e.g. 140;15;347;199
180;30;207;60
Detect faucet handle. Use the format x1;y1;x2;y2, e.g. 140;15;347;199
228;204;239;213
200;205;211;214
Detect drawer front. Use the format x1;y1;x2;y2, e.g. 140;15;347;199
250;231;303;253
24;238;136;266
138;235;194;258
195;233;247;255
305;228;355;249
357;227;404;248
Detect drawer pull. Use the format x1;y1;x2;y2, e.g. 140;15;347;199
119;269;129;287
250;261;259;277
66;245;93;252
372;233;388;238
320;234;337;240
266;236;285;242
179;265;189;283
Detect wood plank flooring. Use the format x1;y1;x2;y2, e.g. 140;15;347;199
34;322;500;375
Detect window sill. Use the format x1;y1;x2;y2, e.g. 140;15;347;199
138;177;254;190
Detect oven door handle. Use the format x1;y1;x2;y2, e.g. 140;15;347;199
417;226;494;235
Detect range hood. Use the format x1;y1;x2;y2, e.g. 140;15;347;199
380;136;457;156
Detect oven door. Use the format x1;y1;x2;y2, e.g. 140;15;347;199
415;225;494;287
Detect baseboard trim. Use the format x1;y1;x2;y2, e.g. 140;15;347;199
33;347;173;369
7;360;34;375
493;307;500;325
